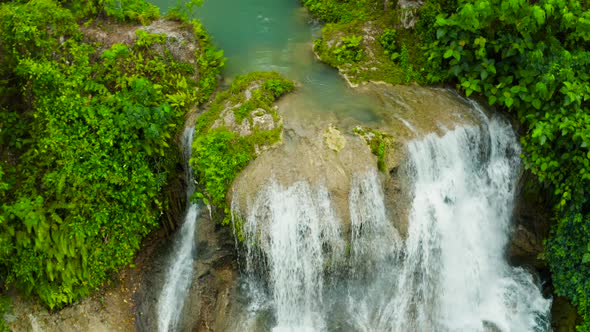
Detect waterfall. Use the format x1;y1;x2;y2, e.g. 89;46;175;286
241;181;345;331
157;127;200;332
238;110;551;331
384;111;551;331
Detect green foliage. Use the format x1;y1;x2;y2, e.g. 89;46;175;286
432;0;590;209
0;295;9;332
0;0;222;308
192;129;253;207
305;0;428;85
301;0;380;23
63;0;159;23
398;43;417;83
429;0;590;327
165;0;202;22
191;72;293;226
336;35;364;63
194;71;293;134
314;34;364;66
192;20;225;103
103;0;159;24
353;126;393;172
379;28;398;56
546;212;590;331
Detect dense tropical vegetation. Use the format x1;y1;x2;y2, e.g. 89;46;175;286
0;0;223;309
0;0;588;330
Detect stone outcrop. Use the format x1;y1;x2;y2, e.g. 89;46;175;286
231;82;480;239
210;80;282;141
82;19;201;80
509;176;552;268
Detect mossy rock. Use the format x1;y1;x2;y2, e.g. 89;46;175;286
353;126;395;172
190;71;294;225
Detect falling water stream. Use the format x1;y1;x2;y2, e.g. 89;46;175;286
238;112;551;331
145;0;553;330
388;106;550;331
156;127;200;332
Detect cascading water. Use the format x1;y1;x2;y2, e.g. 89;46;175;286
241;181;345;331
156;127;200;332
385;108;551;331
238;108;551;331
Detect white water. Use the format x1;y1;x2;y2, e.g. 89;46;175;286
242;181;345;331
238;110;551;331
157;127;200;332
386;111;551;331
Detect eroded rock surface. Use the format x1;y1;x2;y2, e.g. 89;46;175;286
231;82;480;239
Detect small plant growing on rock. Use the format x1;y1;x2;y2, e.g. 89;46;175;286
353;126;394;172
379;28;398;57
333;35;364;64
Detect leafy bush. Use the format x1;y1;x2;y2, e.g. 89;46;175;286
379;28;398;56
301;0;379;23
0;0;222;308
103;0;159;24
334;35;364;64
314;34;365;67
546;212;590;330
191;130;253;207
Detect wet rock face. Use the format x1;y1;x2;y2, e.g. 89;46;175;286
509;223;546;266
509;176;552;268
178;216;238;332
551;297;580;332
398;0;424;28
135;214;238;332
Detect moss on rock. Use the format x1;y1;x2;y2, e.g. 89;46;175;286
353;126;394;172
190;71;294;226
306;0;429;86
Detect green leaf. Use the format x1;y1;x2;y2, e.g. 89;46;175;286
505;97;513;108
